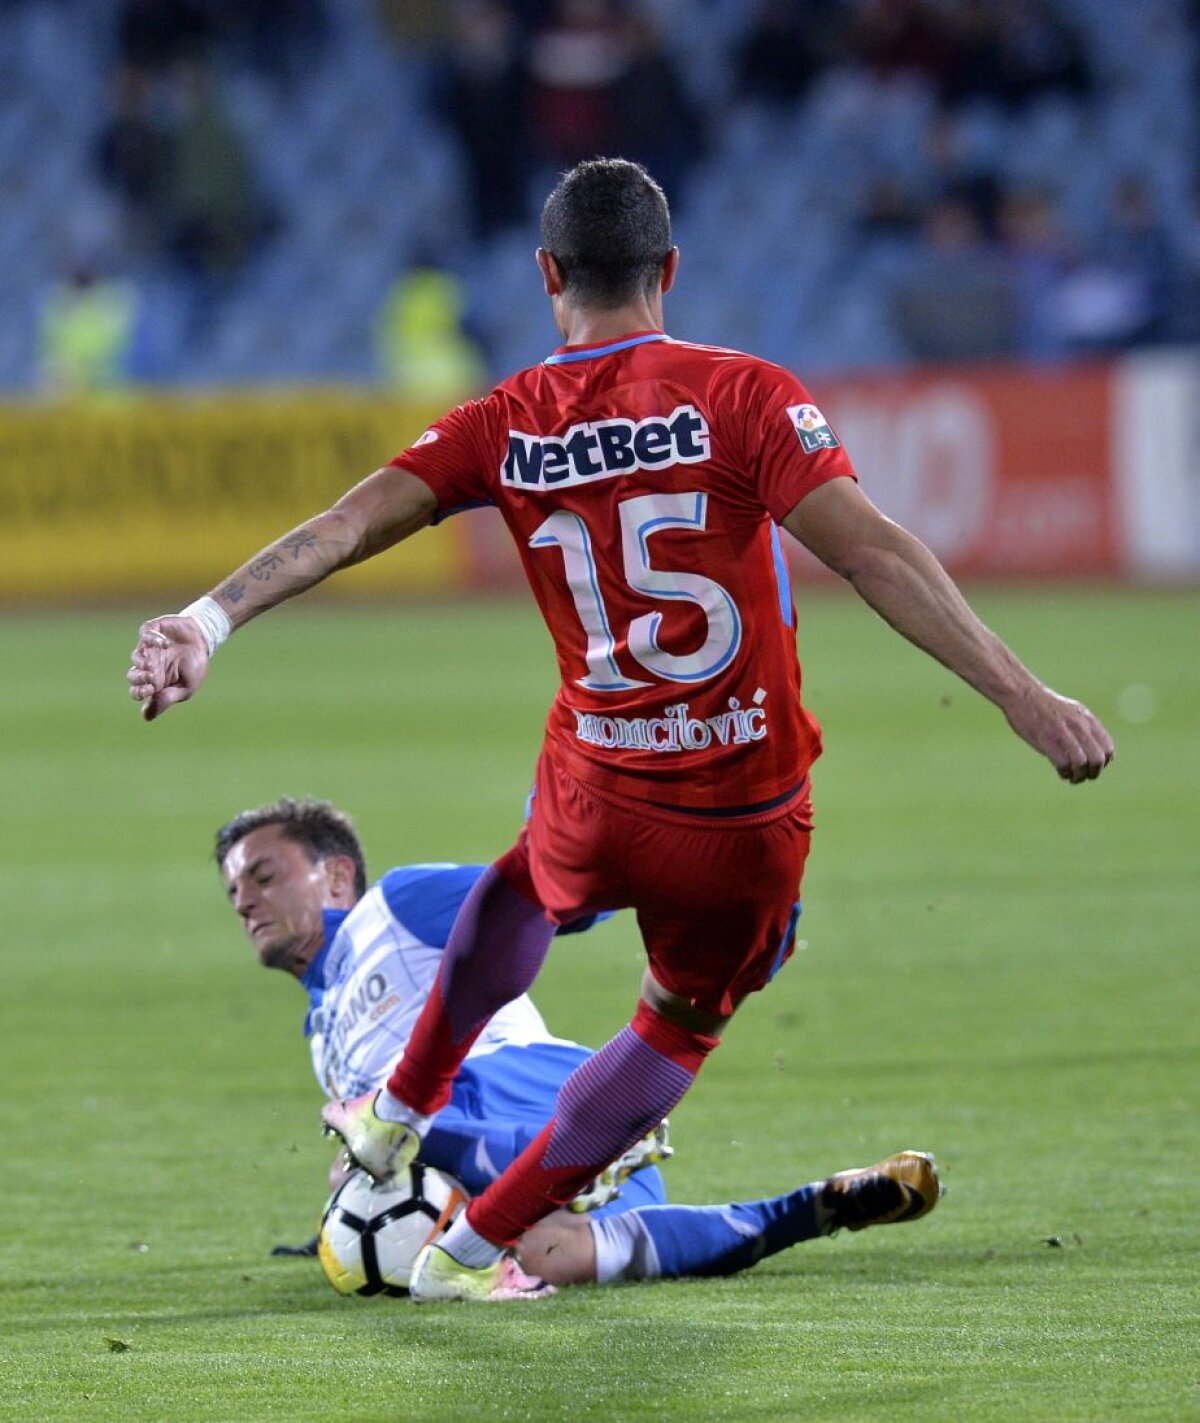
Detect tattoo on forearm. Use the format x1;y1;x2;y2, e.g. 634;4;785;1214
221;527;325;605
283;528;318;560
249;552;284;582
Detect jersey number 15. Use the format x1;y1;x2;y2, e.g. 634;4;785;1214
529;491;743;692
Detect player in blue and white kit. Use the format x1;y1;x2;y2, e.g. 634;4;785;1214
218;796;944;1290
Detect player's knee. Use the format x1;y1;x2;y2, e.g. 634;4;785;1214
639;968;731;1037
631;997;723;1074
516;1212;596;1286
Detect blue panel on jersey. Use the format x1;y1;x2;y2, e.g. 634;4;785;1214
379;864;487;949
766;900;802;983
770;523;795;630
300;910;348;1036
544;332;670;365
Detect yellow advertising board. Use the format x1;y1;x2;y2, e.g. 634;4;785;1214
0;391;466;600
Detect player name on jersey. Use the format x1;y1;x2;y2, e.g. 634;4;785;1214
572;696;769;754
502;405;710;490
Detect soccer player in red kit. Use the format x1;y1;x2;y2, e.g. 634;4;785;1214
129;159;1114;1302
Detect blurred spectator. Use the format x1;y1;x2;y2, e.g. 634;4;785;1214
95;65;169;252
115;0;212;72
374;267;488;400
377;0;454;47
614;14;703;208
526;0;630;166
999;188;1071;357
921;112;1002;239
890;195;1011;361
1056;178;1173;352
858;177;921;242
939;0;1093;110
438;0;529;240
847;0;954;85
991;0;1093;109
163;62;265;282
221;0;329;90
38;264;139;395
734;0;841;110
1101;178;1173;324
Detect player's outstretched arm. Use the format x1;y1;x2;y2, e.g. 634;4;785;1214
783;477;1115;784
127;467;437;721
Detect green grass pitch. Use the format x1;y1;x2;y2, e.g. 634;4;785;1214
1;587;1196;1422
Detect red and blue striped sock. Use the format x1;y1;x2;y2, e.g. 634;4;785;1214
465;1000;720;1246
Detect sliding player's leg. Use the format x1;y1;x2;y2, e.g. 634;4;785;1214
523;1151;942;1286
321;840;556;1181
516;1168;666;1284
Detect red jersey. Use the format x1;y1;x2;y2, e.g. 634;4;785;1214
392;331;857;811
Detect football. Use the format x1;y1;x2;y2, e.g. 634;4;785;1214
317;1163;468;1297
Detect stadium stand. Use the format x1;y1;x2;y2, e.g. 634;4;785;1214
1;0;1196;392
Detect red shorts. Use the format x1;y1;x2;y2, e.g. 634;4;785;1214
501;755;813;1019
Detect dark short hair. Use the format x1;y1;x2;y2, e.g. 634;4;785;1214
215;797;368;899
540;158;672;309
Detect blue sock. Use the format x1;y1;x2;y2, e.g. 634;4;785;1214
594;1184;824;1281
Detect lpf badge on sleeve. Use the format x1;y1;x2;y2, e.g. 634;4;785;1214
786;403;840;454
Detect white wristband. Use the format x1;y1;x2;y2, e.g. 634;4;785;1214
178;596;232;657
